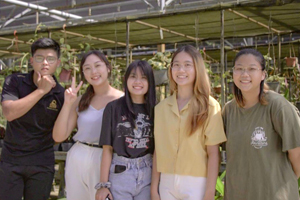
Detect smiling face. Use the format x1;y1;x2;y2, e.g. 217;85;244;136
233;54;266;96
171;51;196;90
82;54;110;86
127;67;149;103
30;49;60;76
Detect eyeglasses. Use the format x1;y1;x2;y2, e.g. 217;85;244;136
233;67;262;75
171;63;194;71
34;55;57;64
82;64;106;74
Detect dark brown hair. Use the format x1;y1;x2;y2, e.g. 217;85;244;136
78;50;111;112
233;48;269;107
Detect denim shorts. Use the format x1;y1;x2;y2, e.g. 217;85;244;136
109;153;152;200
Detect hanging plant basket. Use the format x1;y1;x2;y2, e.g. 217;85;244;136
153;69;168;86
267;82;280;93
213;86;221;94
59;68;72;83
285;57;298;67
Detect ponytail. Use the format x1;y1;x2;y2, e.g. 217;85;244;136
78;85;94;112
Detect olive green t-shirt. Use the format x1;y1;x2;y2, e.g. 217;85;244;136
222;91;300;200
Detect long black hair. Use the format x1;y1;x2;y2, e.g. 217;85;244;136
122;60;156;127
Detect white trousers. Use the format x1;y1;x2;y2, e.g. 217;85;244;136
65;142;103;200
159;173;207;200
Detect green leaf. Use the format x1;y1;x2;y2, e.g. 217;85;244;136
220;170;226;180
60;38;64;44
85;43;90;52
215;176;224;196
79;43;84;49
66;44;71;51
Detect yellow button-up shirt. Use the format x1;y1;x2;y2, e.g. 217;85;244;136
154;93;226;177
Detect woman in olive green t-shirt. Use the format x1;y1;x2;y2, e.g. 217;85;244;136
222;48;300;200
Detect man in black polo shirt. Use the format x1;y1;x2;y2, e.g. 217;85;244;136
0;38;64;200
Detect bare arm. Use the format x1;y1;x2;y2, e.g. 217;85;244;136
95;145;113;200
53;78;83;142
150;150;161;200
203;145;220;200
2;74;56;121
288;147;300;178
52;98;79;142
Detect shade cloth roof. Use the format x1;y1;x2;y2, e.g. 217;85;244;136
0;0;299;62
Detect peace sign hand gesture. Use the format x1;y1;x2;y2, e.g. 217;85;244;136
64;77;83;105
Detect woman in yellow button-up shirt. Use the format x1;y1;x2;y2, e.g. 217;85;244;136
151;45;227;200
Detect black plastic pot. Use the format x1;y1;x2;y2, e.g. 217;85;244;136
267;82;280;93
153;69;168;86
61;143;73;151
53;143;61;151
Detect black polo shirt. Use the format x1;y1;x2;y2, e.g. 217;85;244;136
1;71;64;165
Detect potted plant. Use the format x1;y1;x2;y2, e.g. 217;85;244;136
285;57;298;68
215;170;226;200
109;59;125;91
266;74;284;93
58;38;81;83
61;133;75;152
211;74;221;94
148;51;171;86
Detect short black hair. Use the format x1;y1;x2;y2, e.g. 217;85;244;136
31;38;60;58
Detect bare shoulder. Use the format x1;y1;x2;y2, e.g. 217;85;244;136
110;87;124;99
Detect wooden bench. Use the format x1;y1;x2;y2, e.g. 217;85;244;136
54;151;67;198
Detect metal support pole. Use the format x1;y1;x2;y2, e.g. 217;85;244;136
277;34;282;73
220;10;225;107
225;50;228;103
126;21;130;68
36;11;39;24
130;48;132;63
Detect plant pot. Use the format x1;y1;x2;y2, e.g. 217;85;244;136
267;82;280;93
53;143;61;151
61;142;73;151
153;69;168;86
213;86;221;94
59;68;72;83
285;57;298;67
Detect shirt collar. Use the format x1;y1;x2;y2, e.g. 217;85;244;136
167;92;191;116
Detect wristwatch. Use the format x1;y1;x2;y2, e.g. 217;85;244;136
95;182;111;190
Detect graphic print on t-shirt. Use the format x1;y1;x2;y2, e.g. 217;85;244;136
251;127;268;149
117;113;152;149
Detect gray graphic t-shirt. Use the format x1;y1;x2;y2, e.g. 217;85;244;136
99;97;154;158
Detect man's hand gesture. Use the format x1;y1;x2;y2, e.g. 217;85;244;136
36;72;56;94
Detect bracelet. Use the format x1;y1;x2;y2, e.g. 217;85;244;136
95;182;111;190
